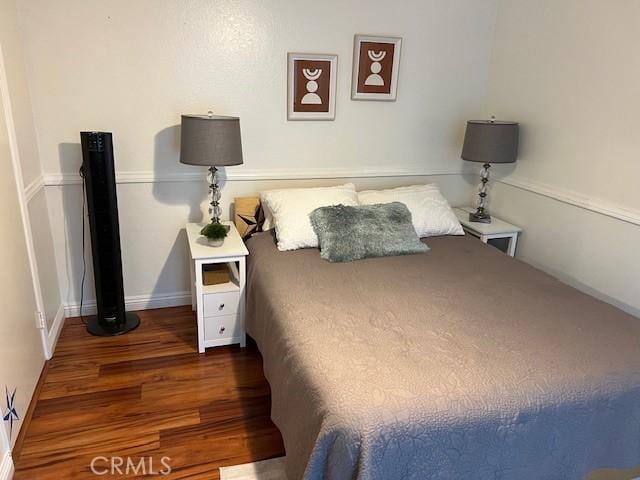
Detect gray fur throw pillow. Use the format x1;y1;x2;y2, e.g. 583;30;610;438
309;202;429;262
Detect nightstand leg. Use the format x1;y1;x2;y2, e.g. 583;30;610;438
190;260;196;311
195;260;205;353
239;257;247;348
507;234;518;257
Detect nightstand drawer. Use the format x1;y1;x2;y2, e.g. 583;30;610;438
204;313;241;342
203;291;240;317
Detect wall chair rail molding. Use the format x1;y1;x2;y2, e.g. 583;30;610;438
498;175;640;227
43;167;470;186
23;175;45;203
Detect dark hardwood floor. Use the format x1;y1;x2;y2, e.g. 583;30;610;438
13;306;285;479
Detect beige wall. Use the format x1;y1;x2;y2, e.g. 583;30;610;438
18;0;495;177
0;0;40;187
1;0;61;339
0;0;65;453
17;0;493;309
490;182;640;317
28;189;62;329
486;0;640;315
488;0;640;208
15;0;638;319
0;45;44;451
46;174;477;311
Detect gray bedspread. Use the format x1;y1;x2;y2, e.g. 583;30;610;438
245;231;640;480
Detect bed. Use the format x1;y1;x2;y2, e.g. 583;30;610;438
243;225;640;479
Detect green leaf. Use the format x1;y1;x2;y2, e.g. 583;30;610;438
200;223;228;240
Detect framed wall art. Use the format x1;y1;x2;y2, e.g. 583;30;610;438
351;35;402;101
287;52;337;120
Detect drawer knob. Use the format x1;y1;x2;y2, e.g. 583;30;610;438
219;326;226;334
218;303;225;310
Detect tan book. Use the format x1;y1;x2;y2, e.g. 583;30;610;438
202;263;231;286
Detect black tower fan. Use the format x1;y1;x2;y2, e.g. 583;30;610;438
81;132;140;336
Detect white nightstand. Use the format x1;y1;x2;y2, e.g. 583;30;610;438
453;207;522;257
186;222;249;353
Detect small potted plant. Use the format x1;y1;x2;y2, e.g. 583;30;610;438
200;222;228;247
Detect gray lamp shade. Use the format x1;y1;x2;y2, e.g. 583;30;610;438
461;120;519;164
180;114;243;167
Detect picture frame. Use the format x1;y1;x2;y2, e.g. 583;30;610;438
351;35;402;101
287;52;337;121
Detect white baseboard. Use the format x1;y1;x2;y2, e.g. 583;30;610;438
64;291;192;318
45;304;66;359
0;452;13;480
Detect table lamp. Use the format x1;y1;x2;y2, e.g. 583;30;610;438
180;112;243;226
461;117;519;223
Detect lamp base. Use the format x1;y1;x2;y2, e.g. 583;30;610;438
469;211;492;223
470;163;492;223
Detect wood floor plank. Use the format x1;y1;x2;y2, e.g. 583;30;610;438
32;386;142;418
159;427;284;479
11;360;49;461
19;409;199;467
13;305;285;479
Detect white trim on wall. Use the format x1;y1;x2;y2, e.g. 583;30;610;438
0;451;13;480
0;419;11;480
44;304;65;358
43;168;640;228
43;167;469;186
23;175;44;203
498;175;640;227
64;291;192;318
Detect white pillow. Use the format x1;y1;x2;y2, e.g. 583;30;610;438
261;183;359;251
357;184;464;238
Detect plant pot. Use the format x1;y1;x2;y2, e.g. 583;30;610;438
207;238;225;247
